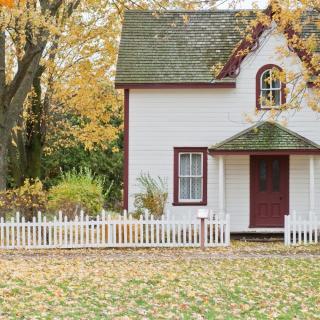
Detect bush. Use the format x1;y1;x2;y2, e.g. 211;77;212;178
42;139;123;210
134;173;168;219
0;179;47;221
48;168;105;218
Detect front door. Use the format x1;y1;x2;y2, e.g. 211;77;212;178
250;156;289;228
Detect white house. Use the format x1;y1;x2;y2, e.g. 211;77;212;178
115;9;320;233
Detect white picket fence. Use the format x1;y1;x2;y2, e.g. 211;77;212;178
284;211;320;245
0;211;230;249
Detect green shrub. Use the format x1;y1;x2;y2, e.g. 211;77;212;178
134;173;168;219
48;168;104;218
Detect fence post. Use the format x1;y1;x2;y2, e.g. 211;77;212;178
199;218;205;250
225;214;230;246
287;213;292;246
284;215;287;245
16;212;20;248
21;216;26;248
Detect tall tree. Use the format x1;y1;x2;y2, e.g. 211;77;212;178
3;0;207;188
0;0;82;190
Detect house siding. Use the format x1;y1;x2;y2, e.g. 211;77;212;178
127;30;320;232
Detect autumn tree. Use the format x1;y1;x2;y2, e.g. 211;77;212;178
8;0;122;185
0;0;84;190
1;0;211;190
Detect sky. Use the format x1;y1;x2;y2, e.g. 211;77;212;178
218;0;269;9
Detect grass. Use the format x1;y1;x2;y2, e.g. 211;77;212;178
0;242;319;319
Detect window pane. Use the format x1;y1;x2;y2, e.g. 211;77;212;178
272;159;280;192
261;90;271;107
259;160;267;192
191;177;202;200
180;154;190;176
271;76;281;89
271;89;281;106
180;177;190;199
191;154;202;176
261;70;271;89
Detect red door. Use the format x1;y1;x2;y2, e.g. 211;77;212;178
250;156;289;228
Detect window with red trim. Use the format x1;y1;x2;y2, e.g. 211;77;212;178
256;64;286;110
173;147;207;206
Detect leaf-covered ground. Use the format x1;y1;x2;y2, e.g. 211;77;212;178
0;242;319;319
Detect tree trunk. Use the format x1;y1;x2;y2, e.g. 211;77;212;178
0;32;6;190
8;141;24;187
0;140;8;190
25;69;43;180
0;114;10;190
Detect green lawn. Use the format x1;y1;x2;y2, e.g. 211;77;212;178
0;243;319;319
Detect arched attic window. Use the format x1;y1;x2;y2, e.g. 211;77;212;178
256;64;286;110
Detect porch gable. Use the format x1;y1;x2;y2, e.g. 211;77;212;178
209;122;320;155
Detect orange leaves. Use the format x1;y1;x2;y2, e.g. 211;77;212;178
0;0;14;7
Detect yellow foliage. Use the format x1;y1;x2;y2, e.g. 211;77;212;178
0;179;47;220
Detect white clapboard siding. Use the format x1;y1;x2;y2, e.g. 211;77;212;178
284;211;320;245
128;29;320;232
0;210;230;249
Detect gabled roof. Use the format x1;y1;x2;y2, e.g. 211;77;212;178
116;10;255;85
115;10;319;86
209;122;320;152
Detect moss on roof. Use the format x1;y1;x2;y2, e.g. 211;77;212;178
116;10;319;85
209;122;320;151
116;10;254;84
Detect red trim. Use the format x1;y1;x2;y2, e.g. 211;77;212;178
284;27;318;77
217;5;318;80
209;149;320;156
217;6;272;79
256;64;286;110
115;82;236;89
173;147;208;206
123;89;129;211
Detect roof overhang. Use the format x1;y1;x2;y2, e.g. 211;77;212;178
209;122;320;156
209;149;320;156
115;82;236;89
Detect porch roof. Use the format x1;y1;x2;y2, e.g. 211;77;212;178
209;122;320;155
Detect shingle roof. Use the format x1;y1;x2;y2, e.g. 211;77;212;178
209;122;320;151
116;10;254;84
116;10;319;85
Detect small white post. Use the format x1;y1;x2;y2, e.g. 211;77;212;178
101;210;106;245
37;211;42;247
59;211;63;246
225;214;230;246
218;156;226;215
21;216;26;248
80;210;84;245
309;156;315;213
16;212;20;248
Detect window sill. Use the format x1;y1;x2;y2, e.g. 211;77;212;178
257;107;281;111
172;202;207;206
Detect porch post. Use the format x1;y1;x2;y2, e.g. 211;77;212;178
218;156;225;215
309;156;315;213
